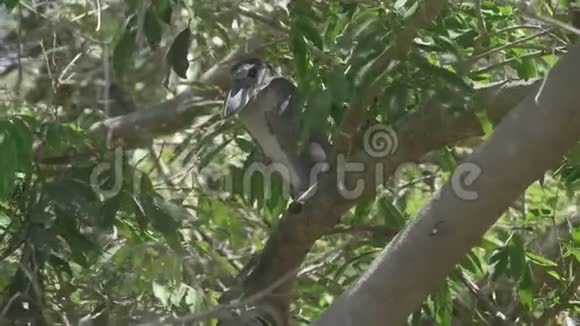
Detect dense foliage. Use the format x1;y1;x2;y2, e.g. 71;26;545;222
0;0;579;325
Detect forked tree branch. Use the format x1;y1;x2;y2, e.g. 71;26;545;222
231;77;539;325
313;42;580;325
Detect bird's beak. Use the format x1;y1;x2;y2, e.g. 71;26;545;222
224;84;253;117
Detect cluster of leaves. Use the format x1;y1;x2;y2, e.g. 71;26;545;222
1;0;580;324
0;110;221;321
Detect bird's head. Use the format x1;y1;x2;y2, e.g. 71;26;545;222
223;57;277;117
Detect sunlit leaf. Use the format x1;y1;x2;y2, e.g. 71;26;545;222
518;265;535;310
517;58;538;80
152;282;171;306
526;251;558;267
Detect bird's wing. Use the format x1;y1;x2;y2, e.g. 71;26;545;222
223;83;254;118
265;77;297;116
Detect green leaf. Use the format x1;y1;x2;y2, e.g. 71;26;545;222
382;85;409;122
347;8;381;41
48;254;73;277
563;242;580;262
212;22;231;50
461;249;483;274
333;251;377;281
490;247;508;281
142;194;180;236
434;147;458;172
432;282;452;325
54;213;98;268
199;138;233;169
210;199;242;247
125;0;139;13
301;89;331;143
184;285;203;310
516;58;537;80
324;14;348;45
546;270;562;281
266;175;287;218
402;1;419;18
508;236;526;277
166;26;192;79
9;117;33;175
394;0;410;9
415;56;471;92
152;282;171;306
144;7;163;49
353;198;374;222
377;196;406;228
572;227;580;244
153;0;172;24
294;16;324;50
99;196;120;229
475;109;493;137
235;137;255;153
517;265;535;310
0;123;18;199
290;33;309;84
327;67;352;105
526;251;558;267
1;0;19;10
113;19;137;78
129;194;148;230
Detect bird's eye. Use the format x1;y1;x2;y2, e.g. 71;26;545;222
247;66;257;78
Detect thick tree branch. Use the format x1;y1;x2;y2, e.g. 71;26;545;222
312;42;580;325
233;78;540;324
33;33;272;162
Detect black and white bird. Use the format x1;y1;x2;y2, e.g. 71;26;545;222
223;57;329;200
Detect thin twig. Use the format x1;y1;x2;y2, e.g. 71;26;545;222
94;0;102;31
39;41;56;95
469;49;561;75
469;29;554;63
326;224;399;237
58;52;83;83
14;5;23;95
236;6;288;32
475;0;488;37
0;293;21;317
136;242;350;326
522;9;580;36
135;0;147;49
70;3;110;22
487;24;546;39
456;268;510;325
533;265;580;325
